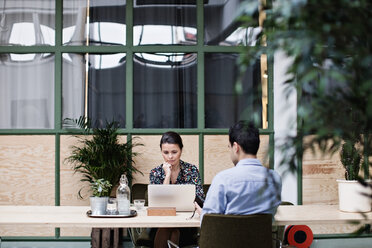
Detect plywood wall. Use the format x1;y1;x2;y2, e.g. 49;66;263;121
203;135;270;184
0;135;55;236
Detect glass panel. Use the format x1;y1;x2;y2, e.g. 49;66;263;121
204;0;260;46
204;53;263;128
133;2;196;45
62;53;126;128
0;53;55;129
0;0;55;46
63;0;126;46
133;52;197;128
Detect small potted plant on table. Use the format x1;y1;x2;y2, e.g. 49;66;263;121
90;178;112;215
337;139;371;212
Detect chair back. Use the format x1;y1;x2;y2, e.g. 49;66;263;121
199;214;272;248
202;184;210;196
131;183;148;206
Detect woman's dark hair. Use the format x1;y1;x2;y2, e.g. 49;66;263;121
160;131;183;150
229;120;260;155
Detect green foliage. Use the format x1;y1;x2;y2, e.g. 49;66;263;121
239;0;372;174
340;140;361;180
91;178;112;197
65;119;143;198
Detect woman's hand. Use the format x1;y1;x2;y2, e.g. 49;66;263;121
163;162;172;184
163;162;172;176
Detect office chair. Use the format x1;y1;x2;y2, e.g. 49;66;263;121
168;213;272;248
129;183;152;248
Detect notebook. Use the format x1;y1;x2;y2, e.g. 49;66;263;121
147;184;196;211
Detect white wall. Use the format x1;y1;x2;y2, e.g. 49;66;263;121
273;50;298;204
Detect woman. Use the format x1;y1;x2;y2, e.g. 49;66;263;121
149;131;205;248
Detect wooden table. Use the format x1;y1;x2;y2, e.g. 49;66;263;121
0;206;199;228
0;205;371;228
274;204;372;225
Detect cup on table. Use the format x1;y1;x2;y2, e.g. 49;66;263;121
106;197;118;215
134;199;145;212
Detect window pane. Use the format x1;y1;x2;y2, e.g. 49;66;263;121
0;54;55;129
0;1;55;46
204;0;260;46
133;53;197;128
133;2;196;45
205;53;263;128
62;53;126;128
63;0;126;46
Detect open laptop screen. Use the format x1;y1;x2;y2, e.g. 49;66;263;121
148;184;196;211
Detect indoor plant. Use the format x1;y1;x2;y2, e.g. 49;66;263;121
90;178;112;215
337;139;371;212
65;117;143;200
238;0;372;211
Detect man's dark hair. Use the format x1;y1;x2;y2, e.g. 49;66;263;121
229;121;260;155
160;131;184;150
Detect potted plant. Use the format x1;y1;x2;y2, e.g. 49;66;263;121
90;178;112;215
337;139;371;212
65;117;143;207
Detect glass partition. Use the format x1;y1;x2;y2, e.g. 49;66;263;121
63;0;126;46
0;0;55;46
62;53;126;128
133;2;196;45
204;0;260;46
204;53;263;128
0;53;55;129
133;52;197;128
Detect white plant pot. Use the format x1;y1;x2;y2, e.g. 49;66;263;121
337;179;372;212
90;196;109;215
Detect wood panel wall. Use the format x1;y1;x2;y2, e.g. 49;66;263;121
0;135;55;236
203;135;270;184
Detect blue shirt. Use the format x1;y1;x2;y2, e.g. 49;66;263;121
201;158;282;221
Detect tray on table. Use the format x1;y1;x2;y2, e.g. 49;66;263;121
86;209;137;218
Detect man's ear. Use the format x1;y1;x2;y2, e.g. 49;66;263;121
233;142;239;153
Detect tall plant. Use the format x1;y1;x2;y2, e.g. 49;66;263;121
65;118;143;197
238;0;372;176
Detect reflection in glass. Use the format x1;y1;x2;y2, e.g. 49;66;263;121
205;53;262;128
204;0;260;46
0;54;55;129
62;53;126;128
133;3;196;45
133;53;197;128
0;0;55;46
63;0;126;46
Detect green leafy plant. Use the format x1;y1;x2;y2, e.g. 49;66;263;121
65;118;143;198
91;178;112;197
238;0;371;177
340;139;362;180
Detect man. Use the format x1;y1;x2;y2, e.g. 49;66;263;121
195;120;282;220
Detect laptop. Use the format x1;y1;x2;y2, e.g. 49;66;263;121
147;184;196;211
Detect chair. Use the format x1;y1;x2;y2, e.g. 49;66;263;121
168;213;272;248
199;213;272;248
129;183;152;248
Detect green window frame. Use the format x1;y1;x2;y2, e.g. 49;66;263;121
0;0;274;241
